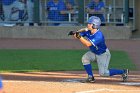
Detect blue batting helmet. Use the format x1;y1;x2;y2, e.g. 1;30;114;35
88;16;101;29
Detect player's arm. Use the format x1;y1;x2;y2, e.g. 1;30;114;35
96;7;105;14
96;2;105;14
73;33;92;47
59;2;69;14
79;37;92;47
68;31;92;47
74;32;102;48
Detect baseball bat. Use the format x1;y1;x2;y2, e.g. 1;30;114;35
76;27;88;32
68;28;88;36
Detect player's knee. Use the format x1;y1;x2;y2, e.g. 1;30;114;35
82;56;90;65
81;59;90;65
99;71;110;77
99;72;104;76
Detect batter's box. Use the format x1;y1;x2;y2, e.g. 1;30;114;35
62;79;88;83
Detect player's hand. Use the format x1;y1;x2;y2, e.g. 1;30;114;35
75;32;81;39
47;7;50;11
68;31;75;36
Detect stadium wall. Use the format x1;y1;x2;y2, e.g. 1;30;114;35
0;26;131;39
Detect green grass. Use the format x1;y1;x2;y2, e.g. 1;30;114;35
0;49;136;72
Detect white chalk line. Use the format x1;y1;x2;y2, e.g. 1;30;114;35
76;89;105;93
120;82;140;86
3;80;49;83
3;80;140;85
62;79;83;83
62;79;140;85
3;80;140;93
76;88;140;93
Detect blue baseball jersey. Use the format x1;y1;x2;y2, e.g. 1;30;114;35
47;0;68;21
87;1;105;11
80;29;107;55
2;0;16;5
68;0;75;6
87;1;105;22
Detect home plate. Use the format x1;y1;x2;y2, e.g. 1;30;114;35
62;79;84;83
120;82;140;86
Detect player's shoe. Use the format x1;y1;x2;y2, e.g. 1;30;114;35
122;69;129;82
81;76;95;83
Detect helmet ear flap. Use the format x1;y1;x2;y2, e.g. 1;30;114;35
92;24;95;29
92;24;97;29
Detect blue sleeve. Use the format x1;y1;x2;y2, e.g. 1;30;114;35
79;31;87;37
87;2;93;8
100;2;105;8
2;0;16;5
47;2;51;8
58;2;66;11
68;0;75;6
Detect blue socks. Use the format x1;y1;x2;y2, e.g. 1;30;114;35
109;69;124;76
83;64;93;77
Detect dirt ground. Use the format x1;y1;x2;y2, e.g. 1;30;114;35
0;39;140;93
0;71;140;93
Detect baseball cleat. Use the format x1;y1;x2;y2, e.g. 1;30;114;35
122;69;129;82
81;76;95;83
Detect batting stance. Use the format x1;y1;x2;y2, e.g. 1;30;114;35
68;16;129;83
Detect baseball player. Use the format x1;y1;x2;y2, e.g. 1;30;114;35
86;0;105;23
2;0;25;21
68;16;129;83
47;0;68;26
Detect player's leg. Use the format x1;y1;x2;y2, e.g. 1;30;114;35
2;5;11;21
27;0;34;22
97;49;129;81
13;1;25;21
97;49;123;76
109;68;129;82
82;51;96;82
96;49;110;76
106;50;127;76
